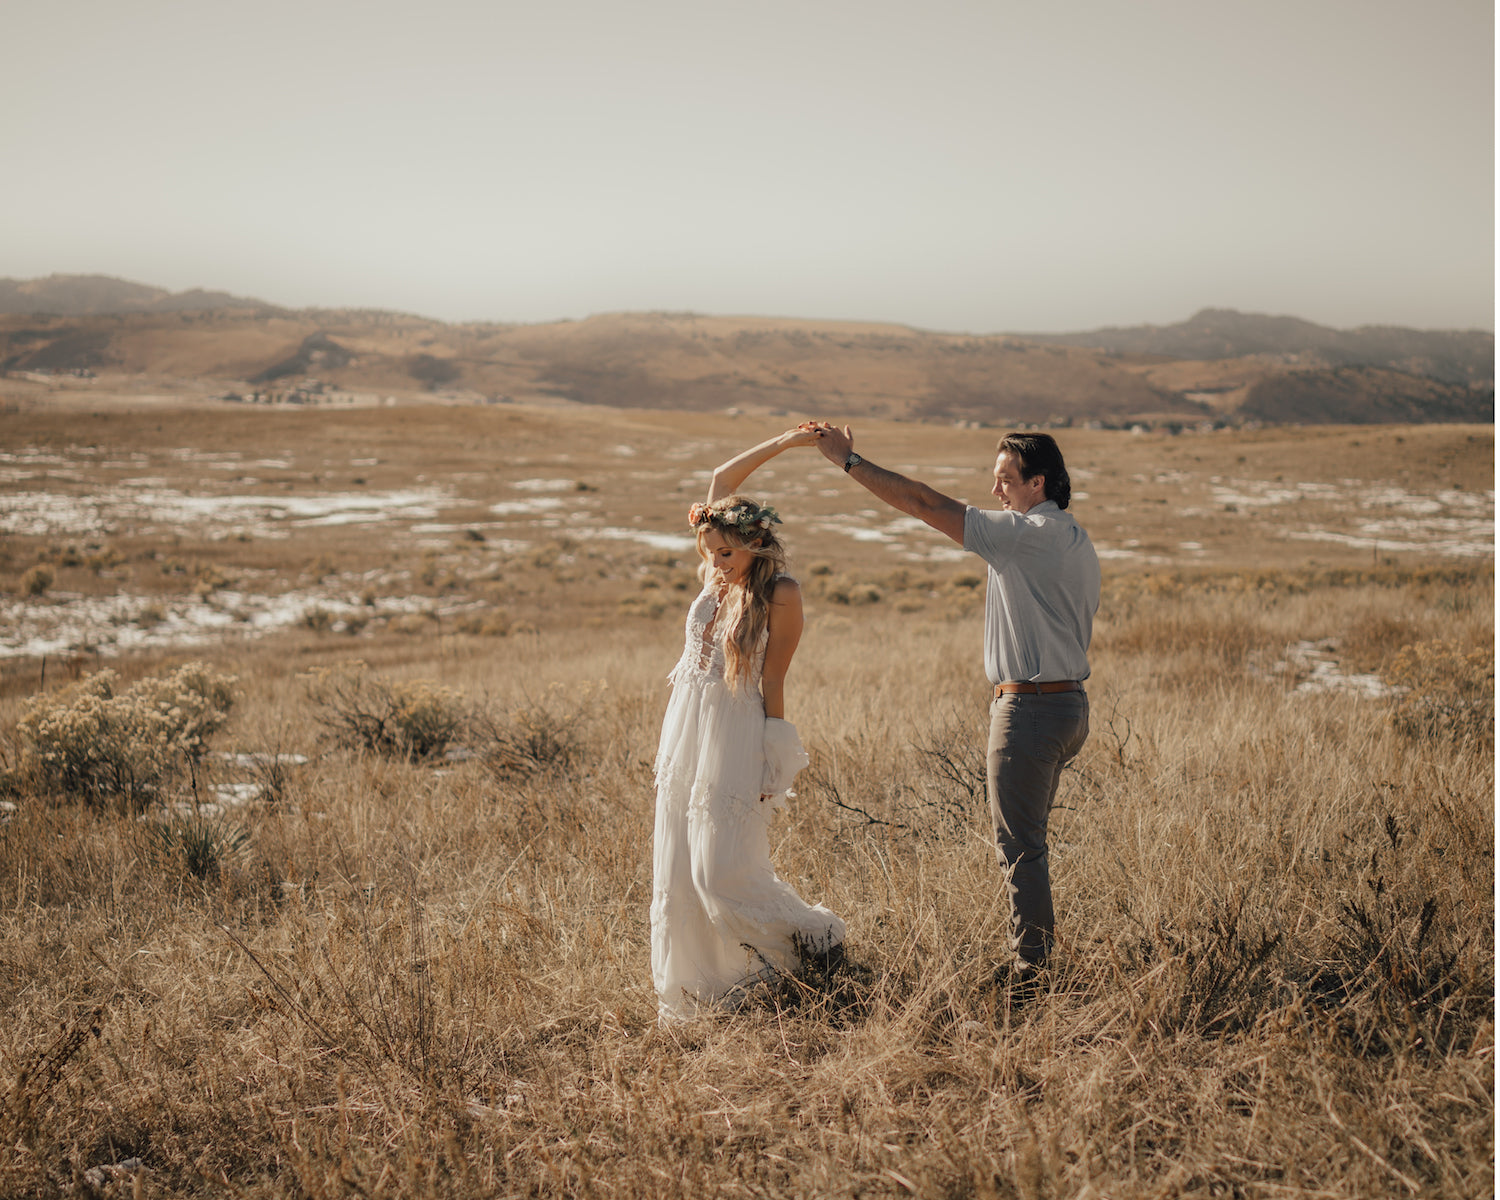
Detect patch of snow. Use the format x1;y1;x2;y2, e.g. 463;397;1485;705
490;498;567;516
0;484;456;539
1253;640;1406;699
214;782;263;806
0;583;470;659
592;527;695;552
513;478;577;491
217;752;309;768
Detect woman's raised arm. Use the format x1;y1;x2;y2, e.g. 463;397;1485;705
706;427;822;502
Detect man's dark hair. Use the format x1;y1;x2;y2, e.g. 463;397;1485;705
997;433;1071;509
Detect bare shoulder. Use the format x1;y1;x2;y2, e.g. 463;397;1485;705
766;576;804;641
768;577;803;625
770;575;802;604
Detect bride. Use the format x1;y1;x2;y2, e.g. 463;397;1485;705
651;427;845;1021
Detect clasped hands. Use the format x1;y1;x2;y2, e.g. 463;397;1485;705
787;420;855;466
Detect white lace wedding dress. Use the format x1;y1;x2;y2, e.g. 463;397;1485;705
651;579;846;1022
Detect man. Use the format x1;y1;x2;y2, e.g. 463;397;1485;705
809;423;1099;983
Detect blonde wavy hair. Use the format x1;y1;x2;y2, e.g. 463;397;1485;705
691;494;788;691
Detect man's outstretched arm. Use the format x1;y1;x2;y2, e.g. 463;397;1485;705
809;422;966;546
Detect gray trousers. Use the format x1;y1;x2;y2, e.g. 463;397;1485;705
986;691;1090;967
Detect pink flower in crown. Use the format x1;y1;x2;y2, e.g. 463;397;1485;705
687;502;709;528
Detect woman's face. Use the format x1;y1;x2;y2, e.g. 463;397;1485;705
702;528;755;587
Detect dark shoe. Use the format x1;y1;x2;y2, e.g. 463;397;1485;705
992;960;1048;1002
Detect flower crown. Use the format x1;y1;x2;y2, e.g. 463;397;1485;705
688;500;782;536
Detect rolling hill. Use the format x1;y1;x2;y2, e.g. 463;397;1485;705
1028;307;1493;387
0;273;272;316
0;276;1491;426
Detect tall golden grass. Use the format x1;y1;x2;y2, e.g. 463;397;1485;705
0;560;1491;1198
0;409;1492;1196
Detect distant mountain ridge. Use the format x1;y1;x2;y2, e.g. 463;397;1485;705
0;273;272;316
0;276;1491;426
1;277;1491;381
1029;307;1492;387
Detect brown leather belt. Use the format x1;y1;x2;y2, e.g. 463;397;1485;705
994;680;1084;697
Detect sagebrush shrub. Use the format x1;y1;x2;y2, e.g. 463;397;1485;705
473;688;588;779
389;680;468;758
16;662;237;809
304;663;467;759
452;609;512;637
1386;639;1494;748
20;565;53;597
191;563;231;597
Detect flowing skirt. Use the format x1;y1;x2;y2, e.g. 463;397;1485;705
650;673;844;1022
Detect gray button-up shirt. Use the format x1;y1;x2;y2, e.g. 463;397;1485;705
963;500;1100;685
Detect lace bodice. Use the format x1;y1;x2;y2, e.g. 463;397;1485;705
669;579;789;693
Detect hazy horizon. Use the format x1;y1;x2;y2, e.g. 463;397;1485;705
3;0;1492;334
7;270;1498;337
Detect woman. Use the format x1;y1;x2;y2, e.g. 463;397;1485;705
651;427;845;1021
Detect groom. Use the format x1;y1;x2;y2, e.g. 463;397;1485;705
808;423;1100;982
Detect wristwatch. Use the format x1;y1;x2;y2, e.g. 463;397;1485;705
842;451;863;473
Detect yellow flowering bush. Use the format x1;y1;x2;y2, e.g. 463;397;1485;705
1387;640;1494;749
16;662;237;809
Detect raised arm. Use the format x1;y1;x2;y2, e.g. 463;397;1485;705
707;427;823;502
809;422;966;545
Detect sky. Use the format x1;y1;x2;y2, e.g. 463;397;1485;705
3;0;1493;333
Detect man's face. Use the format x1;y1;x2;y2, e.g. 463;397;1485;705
991;451;1046;513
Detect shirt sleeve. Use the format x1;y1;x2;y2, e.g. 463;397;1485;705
963;505;1024;570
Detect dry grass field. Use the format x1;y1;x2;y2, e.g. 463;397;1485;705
0;401;1492;1198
